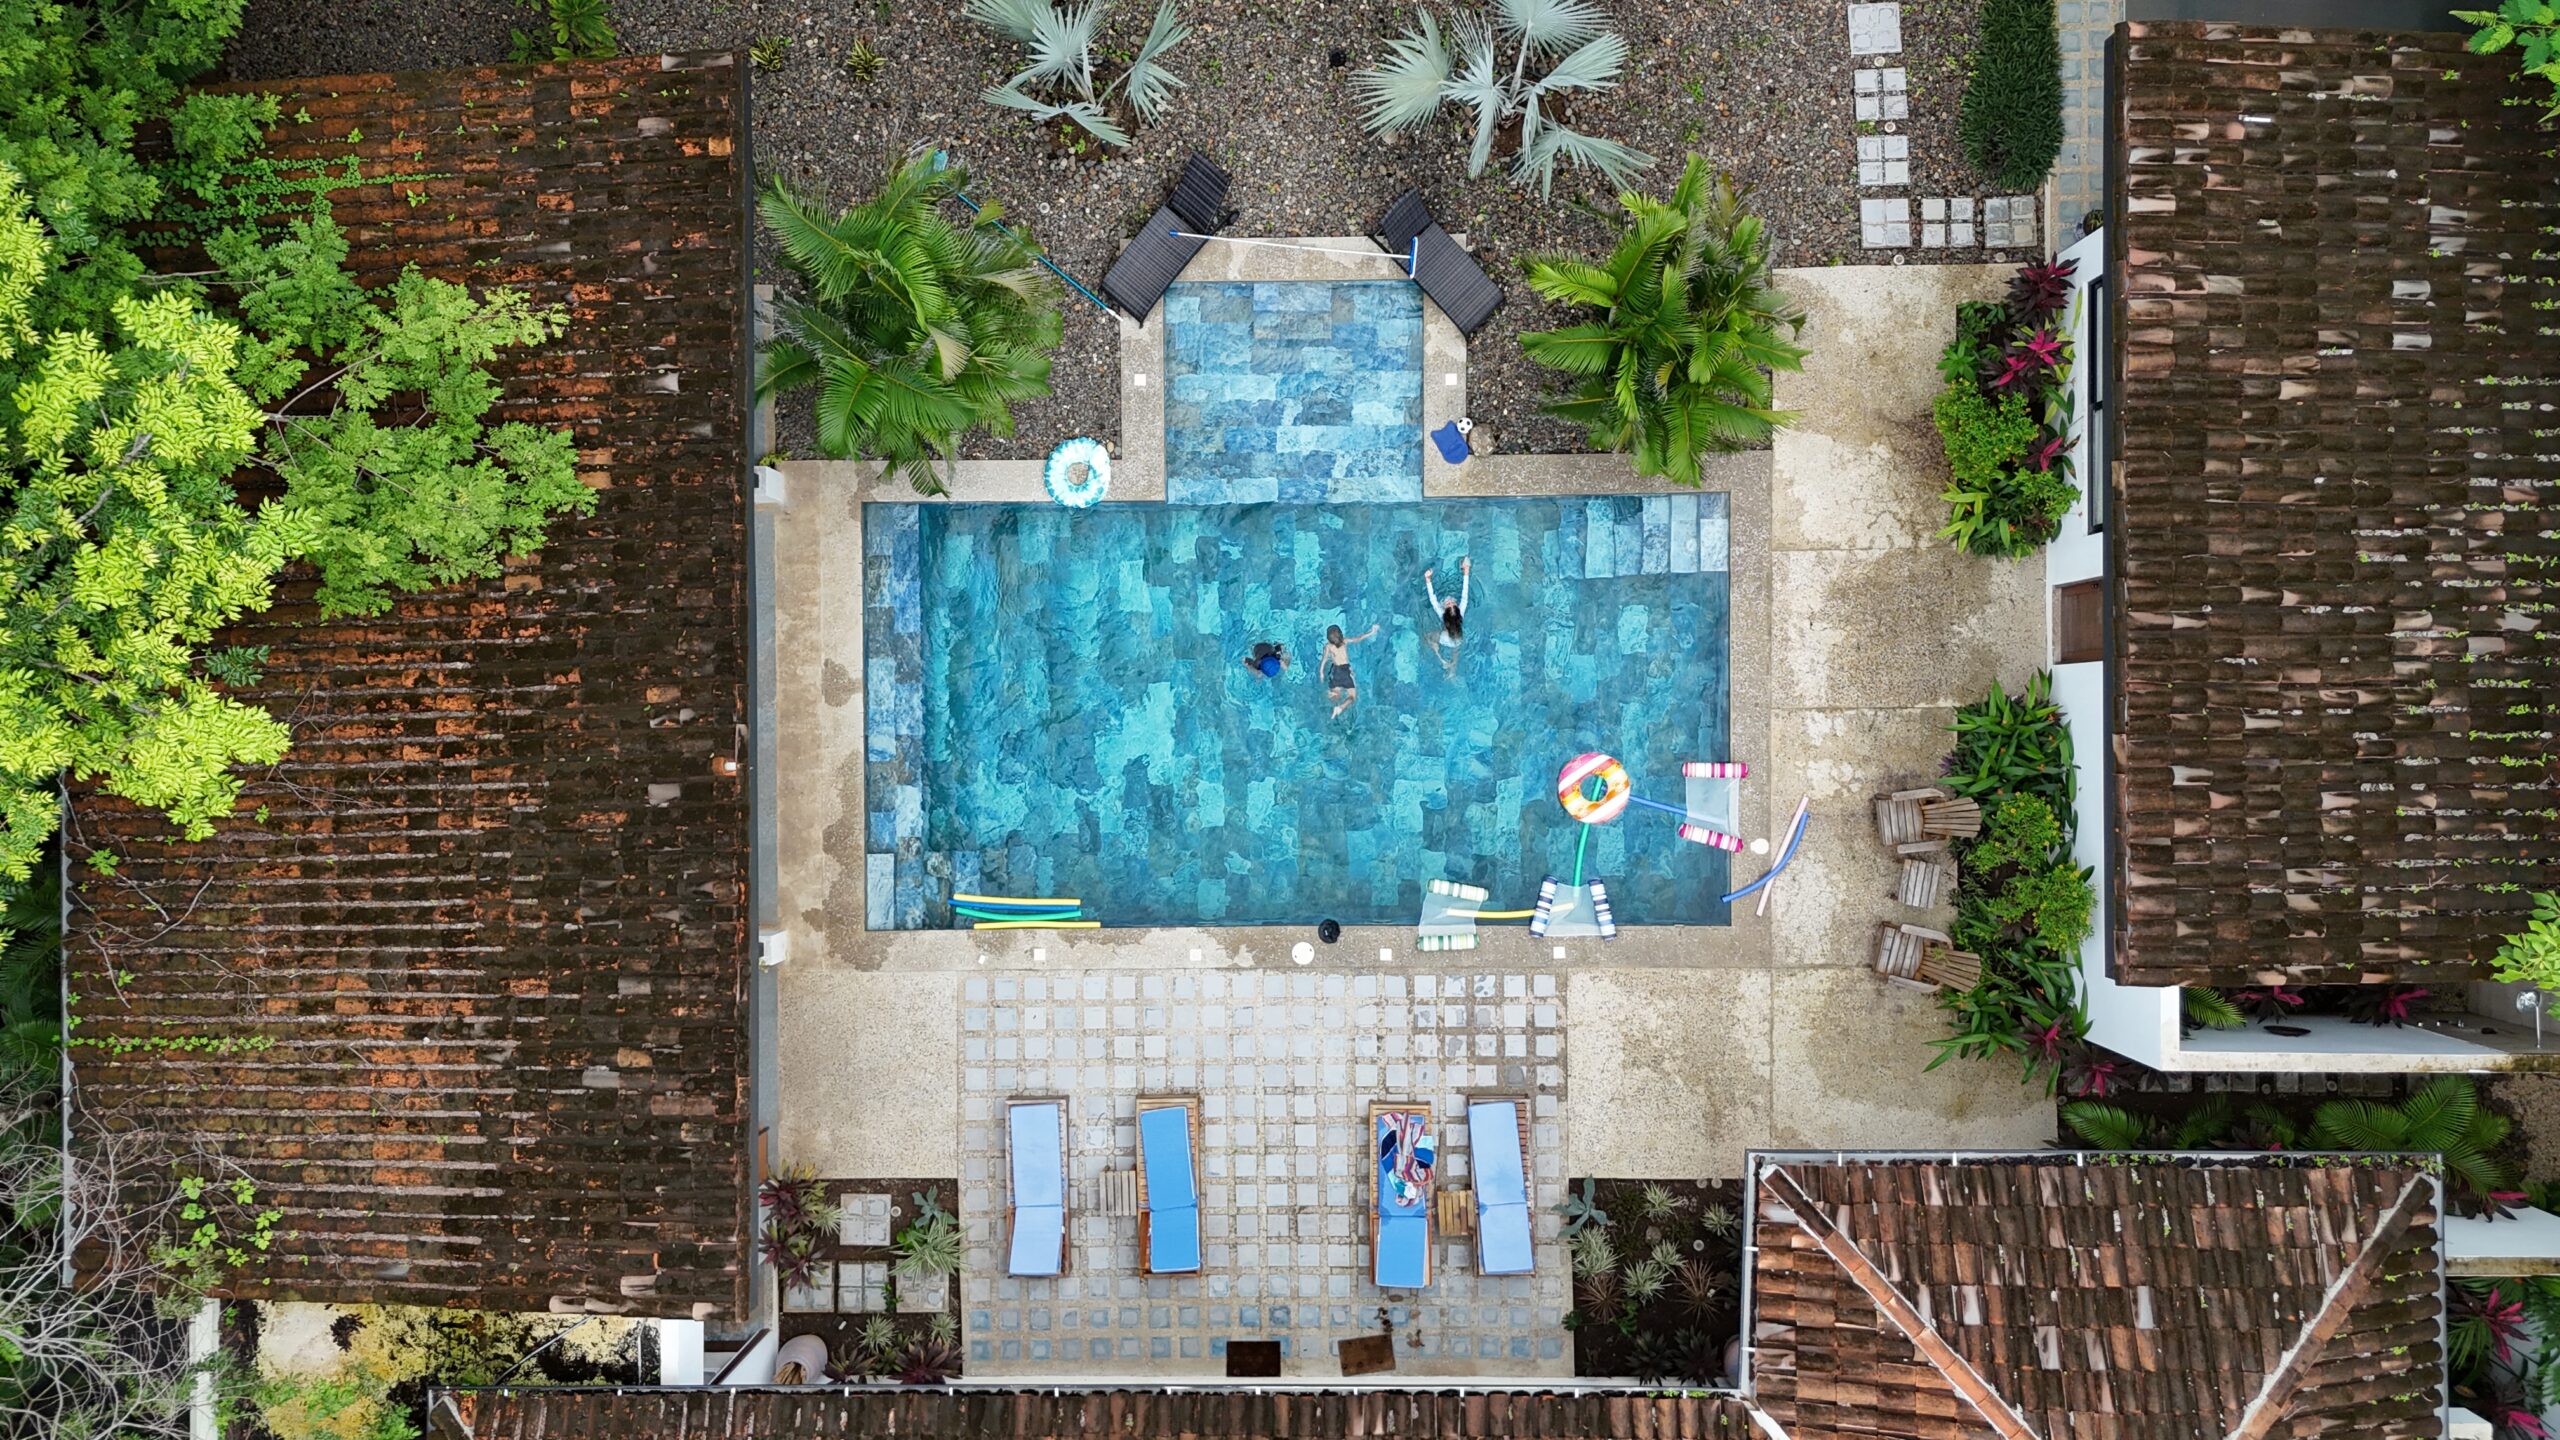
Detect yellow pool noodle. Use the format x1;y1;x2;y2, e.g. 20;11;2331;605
1467;908;1537;920
971;920;1102;930
954;892;1081;907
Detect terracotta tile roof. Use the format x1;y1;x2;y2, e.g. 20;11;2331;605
2108;22;2560;989
1746;1155;2445;1440
437;1386;1763;1438
66;56;750;1317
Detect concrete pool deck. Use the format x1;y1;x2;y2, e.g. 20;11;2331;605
760;262;2053;1378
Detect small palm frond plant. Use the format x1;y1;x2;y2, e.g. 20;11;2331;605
1353;0;1653;195
2181;986;2248;1032
894;1210;965;1284
1521;156;1808;488
1622;1255;1671;1305
967;0;1192;148
748;35;792;69
1637;1182;1689;1224
756;156;1062;496
1567;1226;1616;1279
2312;1076;2522;1217
2059;1100;2151;1151
1697;1203;1741;1242
844;39;886;82
855;1315;904;1377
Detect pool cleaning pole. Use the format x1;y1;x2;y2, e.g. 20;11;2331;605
1169;232;1415;271
931;150;1112;313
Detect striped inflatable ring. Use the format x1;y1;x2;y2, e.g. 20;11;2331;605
1557;752;1632;824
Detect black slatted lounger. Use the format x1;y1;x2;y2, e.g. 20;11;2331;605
1372;188;1504;337
1100;153;1233;322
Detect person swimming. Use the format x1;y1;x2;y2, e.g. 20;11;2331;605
1323;621;1379;718
1243;641;1289;679
1424;557;1470;678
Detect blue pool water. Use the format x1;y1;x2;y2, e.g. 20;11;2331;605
862;496;1732;928
1163;281;1423;505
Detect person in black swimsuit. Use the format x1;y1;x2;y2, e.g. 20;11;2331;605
1323;622;1379;718
1242;641;1289;679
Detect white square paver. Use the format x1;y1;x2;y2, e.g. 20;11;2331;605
1847;2;1902;54
1853;65;1910;121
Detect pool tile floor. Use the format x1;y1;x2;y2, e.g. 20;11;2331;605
957;968;1571;1377
862;497;1732;929
1164;282;1424;505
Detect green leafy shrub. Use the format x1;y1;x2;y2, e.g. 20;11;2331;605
1958;0;2063;190
1968;793;2062;875
1944;670;2074;816
1521;157;1806;488
510;0;618;63
1982;860;2096;956
1933;258;2079;558
1924;673;2094;1093
755;156;1062;496
2456;0;2560;120
1933;387;2039;490
2490;892;2560;995
257;1366;416;1440
2313;1077;2520;1216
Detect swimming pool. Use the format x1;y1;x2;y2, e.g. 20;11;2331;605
862;496;1731;928
1162;281;1423;505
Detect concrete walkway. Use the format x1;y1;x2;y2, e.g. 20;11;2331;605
1563;265;2056;1179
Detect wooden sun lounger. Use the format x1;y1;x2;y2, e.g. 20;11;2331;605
1004;1096;1069;1278
1466;1095;1534;1277
1370;1099;1434;1290
1135;1093;1203;1275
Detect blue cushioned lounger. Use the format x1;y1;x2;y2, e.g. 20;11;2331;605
1006;1099;1067;1277
1468;1098;1534;1276
1139;1100;1201;1274
1372;1103;1433;1290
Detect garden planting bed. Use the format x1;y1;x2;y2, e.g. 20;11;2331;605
767;1173;967;1381
1562;1178;1743;1385
225;0;2022;462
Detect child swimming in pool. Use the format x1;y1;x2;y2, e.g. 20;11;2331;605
1423;557;1470;678
1323;622;1379;718
1242;641;1290;679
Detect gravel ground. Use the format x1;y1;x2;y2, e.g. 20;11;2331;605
225;0;2013;461
225;0;524;78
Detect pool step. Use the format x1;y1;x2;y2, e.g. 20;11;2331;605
1562;495;1728;580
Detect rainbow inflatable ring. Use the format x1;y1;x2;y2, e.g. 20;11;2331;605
1557;752;1632;824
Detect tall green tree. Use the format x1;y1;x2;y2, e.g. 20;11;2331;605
0;167;308;882
756;156;1061;496
0;0;248;329
1519;156;1807;488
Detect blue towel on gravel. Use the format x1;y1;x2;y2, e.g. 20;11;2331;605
1431;421;1470;464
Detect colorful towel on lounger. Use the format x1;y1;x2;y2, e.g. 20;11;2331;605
1376;1111;1435;1209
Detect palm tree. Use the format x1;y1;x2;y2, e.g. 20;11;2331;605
1519;157;1807;488
756;156;1063;495
2312;1076;2520;1216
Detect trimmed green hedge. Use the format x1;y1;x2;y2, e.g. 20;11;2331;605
1959;0;2064;192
